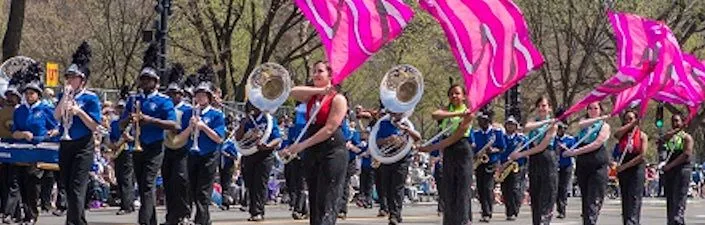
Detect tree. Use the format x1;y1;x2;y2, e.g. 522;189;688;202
2;0;26;61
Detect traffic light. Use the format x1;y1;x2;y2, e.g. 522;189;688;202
655;103;664;128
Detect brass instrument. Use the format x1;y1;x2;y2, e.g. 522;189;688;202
473;135;495;170
37;162;60;171
60;86;76;141
495;161;519;183
190;104;201;152
371;159;381;169
133;100;143;152
164;105;187;150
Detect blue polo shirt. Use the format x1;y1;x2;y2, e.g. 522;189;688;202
182;106;226;156
555;134;576;168
359;141;371;169
472;126;507;164
12;101;58;144
502;133;528;166
374;119;412;159
59;89;102;140
221;139;239;168
109;118;134;152
174;101;192;131
240;112;281;153
121;91;175;145
430;147;443;175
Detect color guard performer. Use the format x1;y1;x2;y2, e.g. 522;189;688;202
661;113;693;225
55;42;103;225
120;44;178;225
554;122;575;219
562;102;611;225
472;109;506;223
613;109;648;225
498;115;527;221
175;67;225;225
509;96;558;225
236;101;281;222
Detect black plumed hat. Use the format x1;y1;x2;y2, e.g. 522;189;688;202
65;41;92;79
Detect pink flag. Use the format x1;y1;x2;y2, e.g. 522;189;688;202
294;0;414;84
559;12;660;119
419;0;544;112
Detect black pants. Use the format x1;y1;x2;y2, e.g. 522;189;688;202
476;163;495;218
285;157;308;214
2;164;21;218
528;149;557;225
0;164;6;215
575;161;607;225
556;165;573;216
375;166;386;212
338;159;357;214
441;139;473;225
377;157;410;221
54;171;67;211
304;134;348;225
359;166;375;208
17;165;42;222
115;150;135;212
618;163;644;225
242;151;274;217
188;151;219;225
132;141;164;225
664;164;691;225
40;169;55;210
60;136;94;225
433;168;443;213
501;165;526;217
162;148;190;224
220;156;235;207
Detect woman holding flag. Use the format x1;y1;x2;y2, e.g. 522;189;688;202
562;102;611;225
613;109;648;225
509;96;557;225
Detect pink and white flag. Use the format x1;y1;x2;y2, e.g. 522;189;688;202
294;0;414;84
419;0;544;112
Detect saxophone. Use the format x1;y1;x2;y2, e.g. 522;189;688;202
473;135;495;170
495;138;522;183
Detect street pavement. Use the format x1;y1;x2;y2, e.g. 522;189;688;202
34;198;705;225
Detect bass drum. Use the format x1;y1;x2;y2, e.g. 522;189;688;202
368;114;415;165
236;113;273;156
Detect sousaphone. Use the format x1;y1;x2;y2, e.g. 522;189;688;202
0;56;37;139
236;63;291;156
369;64;424;165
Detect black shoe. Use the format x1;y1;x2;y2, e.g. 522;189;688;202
2;216;13;224
247;214;264;221
177;218;192;225
116;209;133;215
52;209;65;217
337;212;347;220
239;206;248;212
388;218;399;225
377;210;388;217
218;204;230;211
556;213;565;219
506;216;516;221
479;216;490;223
22;219;37;225
292;212;306;220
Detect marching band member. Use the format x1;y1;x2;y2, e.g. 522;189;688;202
161;64;192;225
472;109;506;223
562;102;611;225
175;68;225;225
613;109;648;225
284;102;308;219
219;114;239;211
235;101;281;222
1;82;23;224
10;66;59;225
374;111;421;225
120;44;177;225
661;113;693;225
499;115;527;221
107;93;135;216
509;96;558;225
355;130;374;209
554;121;575;219
282;60;349;225
429;147;443;216
338;117;362;220
417;84;475;225
55;42;103;225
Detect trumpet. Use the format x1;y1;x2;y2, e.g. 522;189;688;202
133;99;143;152
60;86;76;141
190;104;201;152
473;135;495;170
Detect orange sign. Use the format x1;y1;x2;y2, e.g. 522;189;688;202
46;62;59;87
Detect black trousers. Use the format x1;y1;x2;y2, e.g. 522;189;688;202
528;149;557;225
441;139;473;225
54;171;67;211
377;157;410;221
664;164;691;225
285;157;308;214
556;165;573;216
132;141;164;225
433;168;443;213
304;134;348;225
359;166;375;207
162;147;190;224
59;136;94;225
0;164;6;215
220;156;235;207
575;161;608;225
618;163;644;225
17;165;42;222
338;159;357;214
40;169;55;210
476;163;495;218
188;151;219;225
501;165;526;217
242;151;274;217
375;166;386;212
115;150;135;212
2;164;21;217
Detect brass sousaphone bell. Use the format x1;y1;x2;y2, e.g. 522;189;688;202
236;63;291;156
369;65;424;165
0;56;38;139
